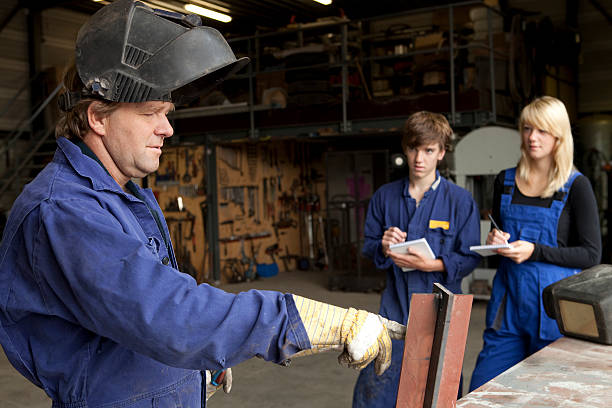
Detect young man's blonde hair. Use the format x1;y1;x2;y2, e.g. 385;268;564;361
517;96;574;198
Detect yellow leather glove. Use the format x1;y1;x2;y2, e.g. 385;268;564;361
292;295;406;375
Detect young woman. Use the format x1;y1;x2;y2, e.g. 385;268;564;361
469;96;601;391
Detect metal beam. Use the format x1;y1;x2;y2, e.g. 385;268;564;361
588;0;612;26
0;4;21;34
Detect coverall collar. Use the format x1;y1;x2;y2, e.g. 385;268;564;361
57;137;140;196
402;170;441;197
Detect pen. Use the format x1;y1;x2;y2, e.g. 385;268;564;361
488;213;508;245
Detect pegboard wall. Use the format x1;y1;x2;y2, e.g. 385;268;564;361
147;145;208;282
149;140;327;284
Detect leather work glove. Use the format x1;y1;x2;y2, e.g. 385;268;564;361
205;368;232;401
292;295;406;375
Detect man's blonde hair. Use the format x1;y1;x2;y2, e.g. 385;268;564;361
517;96;574;198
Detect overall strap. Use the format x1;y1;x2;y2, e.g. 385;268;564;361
551;170;581;205
499;167;516;213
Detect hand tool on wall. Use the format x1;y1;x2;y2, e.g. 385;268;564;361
279;245;291;272
219;145;242;176
197;153;206;195
247;186;257;218
246;143;258;182
182;210;196;252
182;147;193;183
250;240;261;266
155;155;177;185
236;186;245;216
240;238;255;281
265;244;280;264
263;178;268;220
315;215;329;270
253;186;261;224
220;219;235;238
200;200;210;280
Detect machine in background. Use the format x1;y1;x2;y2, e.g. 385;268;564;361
452;126;521;299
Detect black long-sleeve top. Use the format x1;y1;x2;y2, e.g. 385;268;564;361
492;170;602;269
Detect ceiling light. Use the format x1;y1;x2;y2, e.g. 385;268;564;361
391;154;407;168
185;4;232;23
190;0;230;14
313;0;332;5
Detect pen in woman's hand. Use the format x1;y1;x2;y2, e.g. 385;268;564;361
488;213;508;244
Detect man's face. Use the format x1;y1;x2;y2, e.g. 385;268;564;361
405;142;445;181
100;101;174;184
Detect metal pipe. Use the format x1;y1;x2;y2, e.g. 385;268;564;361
341;23;349;132
0;127;54;198
0;82;62;157
247;38;256;139
205;136;221;283
449;5;456;125
0;4;21;35
488;7;497;123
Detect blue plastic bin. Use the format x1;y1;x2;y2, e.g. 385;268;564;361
256;263;278;278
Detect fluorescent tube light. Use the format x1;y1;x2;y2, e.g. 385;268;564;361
313;0;332;5
185;3;232;23
190;0;230;14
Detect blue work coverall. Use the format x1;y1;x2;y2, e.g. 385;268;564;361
469;168;582;391
0;137;310;407
352;174;481;407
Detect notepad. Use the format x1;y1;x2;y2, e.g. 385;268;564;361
470;243;511;256
389;238;436;272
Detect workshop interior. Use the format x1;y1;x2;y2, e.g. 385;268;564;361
0;0;611;405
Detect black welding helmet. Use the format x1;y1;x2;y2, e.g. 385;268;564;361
60;0;248;110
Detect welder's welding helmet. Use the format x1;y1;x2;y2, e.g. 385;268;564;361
60;0;248;110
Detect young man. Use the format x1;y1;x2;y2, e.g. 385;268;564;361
0;1;405;406
352;111;481;407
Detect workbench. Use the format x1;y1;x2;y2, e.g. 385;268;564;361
458;337;612;407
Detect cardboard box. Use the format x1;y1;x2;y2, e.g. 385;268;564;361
414;32;444;50
256;71;287;104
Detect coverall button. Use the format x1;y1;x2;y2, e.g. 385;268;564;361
440;238;444;244
162;256;170;265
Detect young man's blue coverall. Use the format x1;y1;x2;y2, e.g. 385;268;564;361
0;137;311;407
469;168;584;391
352;173;481;407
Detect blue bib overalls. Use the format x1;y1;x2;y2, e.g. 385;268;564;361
469;168;581;391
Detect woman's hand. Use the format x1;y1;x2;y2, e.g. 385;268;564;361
496;240;535;264
381;227;407;255
486;228;510;245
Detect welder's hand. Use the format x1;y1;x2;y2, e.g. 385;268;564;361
292;295;406;375
205;368;232;401
381;227;407;255
338;310;406;375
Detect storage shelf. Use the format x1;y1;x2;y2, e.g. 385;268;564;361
172;1;514;142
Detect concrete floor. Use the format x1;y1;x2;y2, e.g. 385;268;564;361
0;270;486;407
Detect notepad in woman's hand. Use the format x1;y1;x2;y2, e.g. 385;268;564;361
470;243;511;256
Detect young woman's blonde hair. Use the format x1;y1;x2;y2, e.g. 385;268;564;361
516;96;574;198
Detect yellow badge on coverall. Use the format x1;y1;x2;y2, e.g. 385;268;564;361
429;220;449;230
